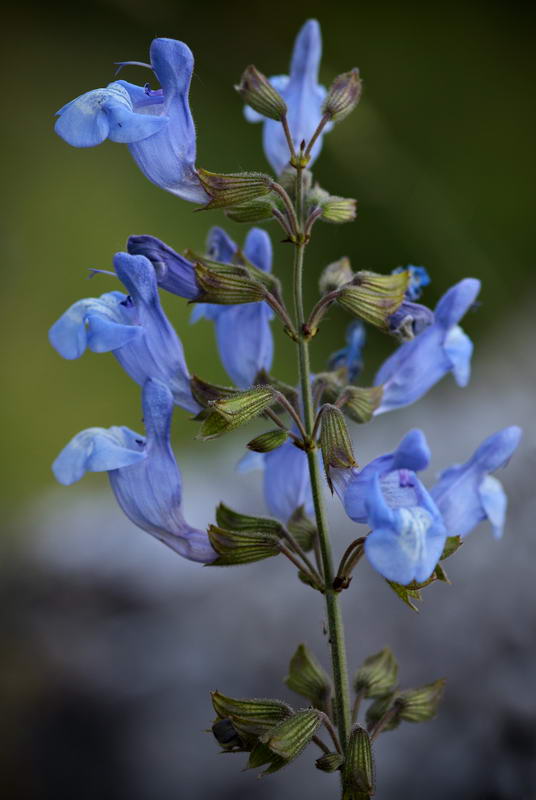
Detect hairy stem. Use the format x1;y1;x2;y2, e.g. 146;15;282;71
292;163;352;756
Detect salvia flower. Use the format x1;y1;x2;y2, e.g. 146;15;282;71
334;430;447;585
238;439;313;524
52;378;216;563
244;20;333;175
55;38;208;203
127;234;199;300
191;226;274;388
431;426;522;539
328;321;366;382
392;265;431;301
374;278;480;414
49;252;198;412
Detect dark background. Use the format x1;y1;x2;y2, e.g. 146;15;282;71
1;1;535;798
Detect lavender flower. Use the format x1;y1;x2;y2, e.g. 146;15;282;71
431;426;522;539
49;252;198;412
52;378;216;563
244;20;333;174
55;38;208;202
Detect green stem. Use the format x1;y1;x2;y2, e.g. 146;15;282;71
292;164;352;755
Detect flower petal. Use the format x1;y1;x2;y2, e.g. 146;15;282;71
214;303;274;388
264;440;313;522
443;325;473;386
243;227;273;273
206;226;237;263
53;426;145;485
127;234;199;300
54;88;112;147
434;278;480;329
479;475;507;540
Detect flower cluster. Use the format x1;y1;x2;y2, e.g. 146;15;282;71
51;20;521;589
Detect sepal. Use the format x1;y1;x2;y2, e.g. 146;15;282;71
343;726;375;798
236;65;287;121
365;693;401;733
260;709;323;760
323;68;362;123
319;257;354;294
197;387;275;440
198;169;274;209
284;644;333;709
194;262;266;304
247;429;289;453
207;525;281;565
320;196;358;224
287;505;317;552
191;375;239;408
215;502;284;535
225;199;275;223
316;752;344;772
211;691;293;738
319;404;357;491
385;580;423;613
337;386;383;424
397;679;445;722
353;647;398;699
337;270;410;330
441;535;463;560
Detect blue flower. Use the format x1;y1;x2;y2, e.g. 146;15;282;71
52;379;216;563
238;440;313;523
49;252;198;412
55;38;208;203
392;265;431;301
431;426;522;539
127;234;199;300
244;20;333;175
388;300;435;340
328;321;366;382
374;278;480;414
191;226;274;388
335;430;447;585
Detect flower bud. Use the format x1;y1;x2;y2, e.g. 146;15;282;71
236;65;288;121
225;199;275;223
320;405;357;491
284;644;332;709
337;386;384;424
260;709;322;760
337;270;410;330
211;718;244;751
398;679;446;723
194;262;266;304
247;429;289;453
320;196;357;224
323;68;362;122
197;387;275;440
343;725;375;796
211;691;293;737
215;502;284;535
315;752;344;772
207;525;281;565
198;169;273;209
319;257;354;295
287;505;317;552
354;647;398;698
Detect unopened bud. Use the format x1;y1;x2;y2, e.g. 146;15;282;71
211;718;243;751
337;386;383;424
211;691;293;737
197;387;274;440
319;257;354;294
284;644;332;709
320;196;357;224
247;429;289;453
324;68;362;122
194;262;266;304
343;725;375;796
354;647;398;698
337;270;409;330
320;405;357;491
316;752;344;772
198;169;273;209
225;199;275;223
236;65;288;121
207;525;281;565
261;709;322;761
398;679;445;723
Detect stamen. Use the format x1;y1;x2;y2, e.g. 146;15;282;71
114;60;153;77
88;268;116;280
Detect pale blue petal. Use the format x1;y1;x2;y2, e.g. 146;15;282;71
444;325;473;386
127;234;199;300
104;101;168;144
53;426;145;485
264;441;313;521
215;303;274;388
127;39;209;203
236;450;265;473
49;292;129;359
469;425;522;473
206;227;237;263
86;314;140;352
434;278;480;329
54;88;111;147
244;227;273;273
479;475;507;539
392;429;431;472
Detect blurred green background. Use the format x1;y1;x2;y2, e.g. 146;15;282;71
3;0;535;515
